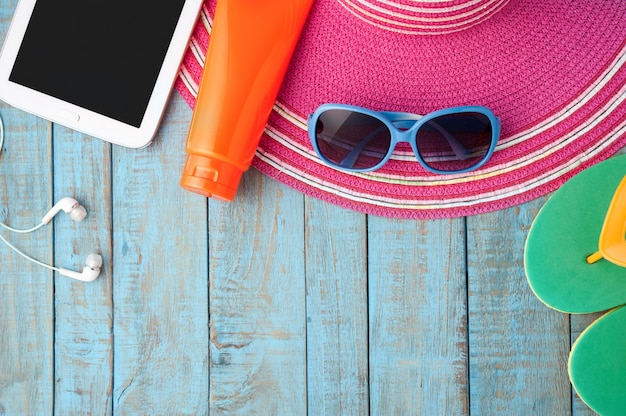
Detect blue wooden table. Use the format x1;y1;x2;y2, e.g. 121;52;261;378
0;4;603;415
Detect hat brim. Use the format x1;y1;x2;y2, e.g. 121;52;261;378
176;0;626;218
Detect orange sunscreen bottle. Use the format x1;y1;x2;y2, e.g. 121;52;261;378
180;0;315;200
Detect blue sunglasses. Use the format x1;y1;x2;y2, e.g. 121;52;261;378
308;104;500;174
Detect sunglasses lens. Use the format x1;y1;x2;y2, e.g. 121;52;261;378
415;112;493;172
314;110;391;170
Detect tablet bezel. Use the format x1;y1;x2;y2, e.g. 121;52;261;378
0;0;203;148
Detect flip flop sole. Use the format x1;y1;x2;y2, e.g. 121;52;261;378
569;306;626;415
525;154;626;314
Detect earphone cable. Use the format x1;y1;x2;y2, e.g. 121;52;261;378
0;112;101;281
0;231;61;273
0;114;47;234
0;114;58;273
0;221;46;233
0;111;4;156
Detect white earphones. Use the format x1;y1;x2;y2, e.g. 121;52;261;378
0;196;87;233
0;114;102;282
42;196;88;224
58;253;103;282
0;197;103;282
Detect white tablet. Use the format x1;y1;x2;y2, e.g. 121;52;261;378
0;0;203;148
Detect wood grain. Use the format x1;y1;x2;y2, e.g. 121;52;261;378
305;198;369;415
368;217;468;415
1;0;618;409
110;97;209;414
467;202;572;414
52;125;113;415
0;106;54;413
208;169;307;414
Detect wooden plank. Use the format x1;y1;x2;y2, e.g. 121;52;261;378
368;217;468;415
111;95;209;414
0;5;55;414
208;169;307;414
52;126;113;415
0;106;54;413
467;202;571;414
304;198;369;415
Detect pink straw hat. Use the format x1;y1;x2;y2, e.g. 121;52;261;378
177;0;626;219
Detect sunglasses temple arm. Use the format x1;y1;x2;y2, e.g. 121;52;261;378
336;126;388;168
427;121;472;160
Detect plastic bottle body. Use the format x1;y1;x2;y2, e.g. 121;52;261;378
180;0;315;200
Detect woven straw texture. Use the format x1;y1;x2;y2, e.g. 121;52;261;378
176;0;626;219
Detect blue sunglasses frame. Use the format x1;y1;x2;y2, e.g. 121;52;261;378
307;103;501;174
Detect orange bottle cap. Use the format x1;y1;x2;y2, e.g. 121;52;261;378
180;154;242;201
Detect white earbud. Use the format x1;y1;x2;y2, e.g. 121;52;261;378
0;231;103;282
42;197;87;224
0;117;100;282
1;197;87;234
59;253;103;282
0;195;102;282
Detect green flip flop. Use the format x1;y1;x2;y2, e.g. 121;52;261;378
569;305;626;415
525;154;626;314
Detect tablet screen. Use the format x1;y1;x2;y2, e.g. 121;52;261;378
9;0;186;128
